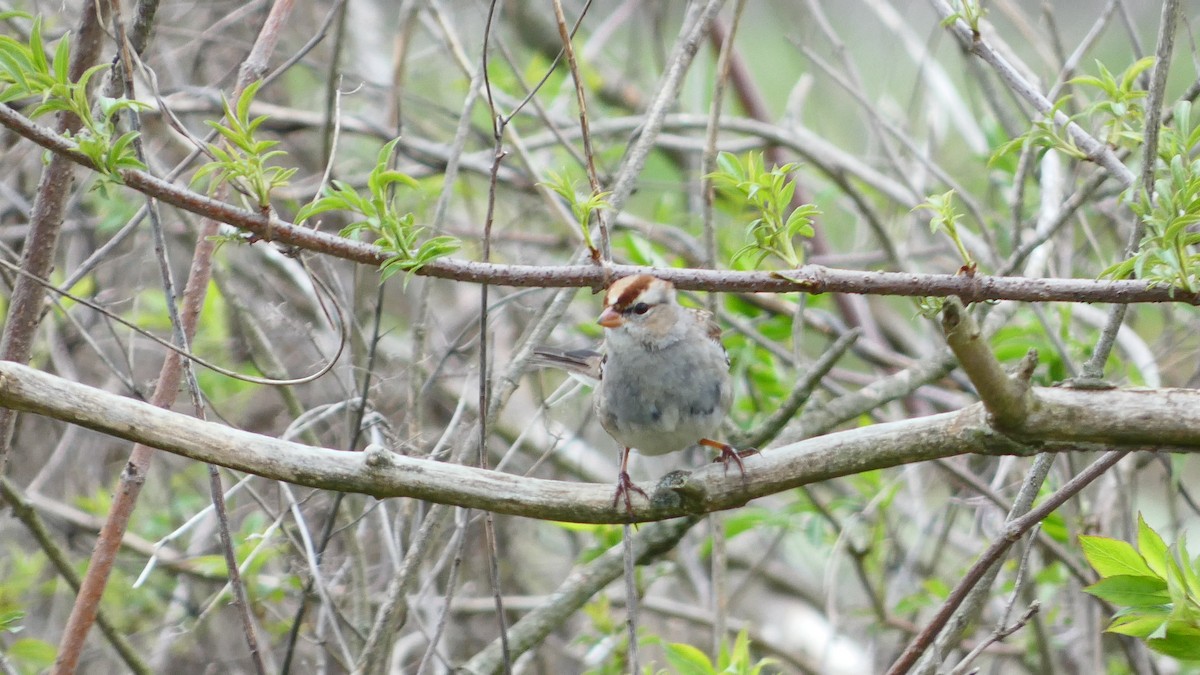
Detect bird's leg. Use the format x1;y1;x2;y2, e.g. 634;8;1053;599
613;446;648;515
699;438;758;478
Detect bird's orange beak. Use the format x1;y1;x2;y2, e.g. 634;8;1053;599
597;306;624;328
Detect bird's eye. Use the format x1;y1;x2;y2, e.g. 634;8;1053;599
632;302;650;315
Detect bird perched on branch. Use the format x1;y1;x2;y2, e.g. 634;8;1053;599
532;274;752;513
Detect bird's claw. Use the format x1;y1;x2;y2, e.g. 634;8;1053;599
612;470;649;515
700;439;758;478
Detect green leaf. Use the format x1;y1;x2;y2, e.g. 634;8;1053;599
1138;514;1172;579
1179;533;1200;599
661;642;715;675
7;638;57;668
716;150;740;179
373;169;421;192
1084;574;1170;607
1147;621;1200;660
51;28;69;84
0;609;24;632
1080;534;1157;578
27;16;48;76
29;97;73;118
107;130;143;171
1107;609;1171;638
74;62;106;99
724;629;751;669
237;79;262;124
415;235;460;260
367;138;403;192
1121;56;1157;91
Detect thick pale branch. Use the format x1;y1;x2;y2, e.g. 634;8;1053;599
1;361;1198;524
942;298;1031;428
1;105;1198;305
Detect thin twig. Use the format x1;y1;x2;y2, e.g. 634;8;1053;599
735;327;860;450
551;0;608;262
930;0;1135;188
113;4;265;666
417;508;470;674
478;4;512;669
461;517;698;675
887;450;1128;674
606;0;726;216
1081;0;1181;379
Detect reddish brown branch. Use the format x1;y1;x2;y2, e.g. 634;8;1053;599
52;1;294;671
0;103;1195;306
0;2;107;477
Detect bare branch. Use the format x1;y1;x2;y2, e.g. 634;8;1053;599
3;361;1200;524
942;298;1033;428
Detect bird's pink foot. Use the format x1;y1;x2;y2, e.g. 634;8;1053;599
612;470;649;515
700;438;758;478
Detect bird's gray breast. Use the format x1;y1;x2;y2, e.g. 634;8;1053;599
597;338;730;454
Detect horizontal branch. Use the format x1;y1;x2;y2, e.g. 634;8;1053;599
1;362;1198;523
1;104;1194;305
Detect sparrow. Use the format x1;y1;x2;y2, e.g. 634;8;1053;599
533;274;751;512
